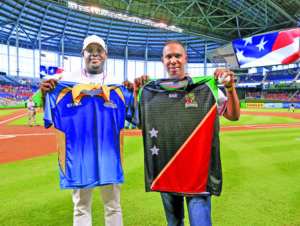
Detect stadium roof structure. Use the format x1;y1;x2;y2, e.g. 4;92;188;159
0;0;299;63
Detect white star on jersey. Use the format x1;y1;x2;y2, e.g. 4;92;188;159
150;145;159;155
149;128;158;137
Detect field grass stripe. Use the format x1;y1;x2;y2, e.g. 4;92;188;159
0;113;28;124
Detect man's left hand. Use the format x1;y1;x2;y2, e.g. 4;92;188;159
214;69;234;87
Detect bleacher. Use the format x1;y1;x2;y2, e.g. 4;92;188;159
264;68;298;83
238;73;264;83
245;92;261;99
263;92;291;101
0;74;18;85
0;83;39;106
290;93;300;102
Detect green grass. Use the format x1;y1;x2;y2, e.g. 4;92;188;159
6;112;44;126
1;108;300;225
5;111;300;127
0;108;25;117
241;108;295;113
220;114;300;126
1;129;300;225
216;128;300;225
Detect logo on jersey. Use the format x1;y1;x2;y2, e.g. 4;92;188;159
169;93;177;98
185;93;198;108
67;102;82;107
104;101;117;108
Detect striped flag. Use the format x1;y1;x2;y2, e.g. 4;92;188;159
232;28;300;68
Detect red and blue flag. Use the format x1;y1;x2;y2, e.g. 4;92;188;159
232;28;300;68
40;65;64;78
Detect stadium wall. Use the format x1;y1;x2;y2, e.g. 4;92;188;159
243;102;300;109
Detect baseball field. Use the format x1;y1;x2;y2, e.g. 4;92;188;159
1;108;299;225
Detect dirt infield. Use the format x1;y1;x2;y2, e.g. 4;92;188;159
1;110;300;163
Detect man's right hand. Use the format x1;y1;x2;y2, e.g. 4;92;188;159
40;79;59;98
134;75;149;96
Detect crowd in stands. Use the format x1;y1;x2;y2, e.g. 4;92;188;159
237;68;299;84
263;93;291;101
245;92;261;99
0;83;39;105
290;93;300;102
246;91;300;102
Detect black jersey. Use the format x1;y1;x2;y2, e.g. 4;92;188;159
133;76;223;196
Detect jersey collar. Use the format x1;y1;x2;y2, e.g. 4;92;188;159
72;84;111;105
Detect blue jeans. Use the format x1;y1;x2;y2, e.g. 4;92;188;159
160;193;212;226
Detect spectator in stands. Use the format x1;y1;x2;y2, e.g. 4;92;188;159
27;96;38;127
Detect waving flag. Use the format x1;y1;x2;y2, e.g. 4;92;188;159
232;28;300;68
40;65;64;78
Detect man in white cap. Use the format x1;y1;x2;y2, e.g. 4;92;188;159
41;35;129;226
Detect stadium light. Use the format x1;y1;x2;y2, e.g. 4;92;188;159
67;1;183;33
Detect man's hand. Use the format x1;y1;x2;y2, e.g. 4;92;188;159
134;75;149;96
40;79;59;99
122;80;134;93
214;69;234;87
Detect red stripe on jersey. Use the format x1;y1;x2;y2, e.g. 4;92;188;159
219;100;227;116
151;104;217;194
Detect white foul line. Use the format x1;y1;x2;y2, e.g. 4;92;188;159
0;113;28;124
0;133;55;140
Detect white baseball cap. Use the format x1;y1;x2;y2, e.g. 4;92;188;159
82;35;106;51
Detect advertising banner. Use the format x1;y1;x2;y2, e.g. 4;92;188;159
246;103;264;108
283;103;300;108
264;103;283;108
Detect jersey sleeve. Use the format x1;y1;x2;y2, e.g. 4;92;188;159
119;86;135;121
43;81;73;129
217;88;228;116
43;92;54;129
132;88;143;126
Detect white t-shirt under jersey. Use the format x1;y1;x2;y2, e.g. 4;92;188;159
46;69;123;85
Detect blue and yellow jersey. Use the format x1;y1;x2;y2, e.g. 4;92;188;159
43;81;134;189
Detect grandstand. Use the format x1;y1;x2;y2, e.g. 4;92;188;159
0;83;39;106
0;0;299;109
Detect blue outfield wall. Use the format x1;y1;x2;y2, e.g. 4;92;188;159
264;103;300;108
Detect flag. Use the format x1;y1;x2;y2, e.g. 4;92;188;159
40;65;47;78
232;28;300;68
40;65;64;78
